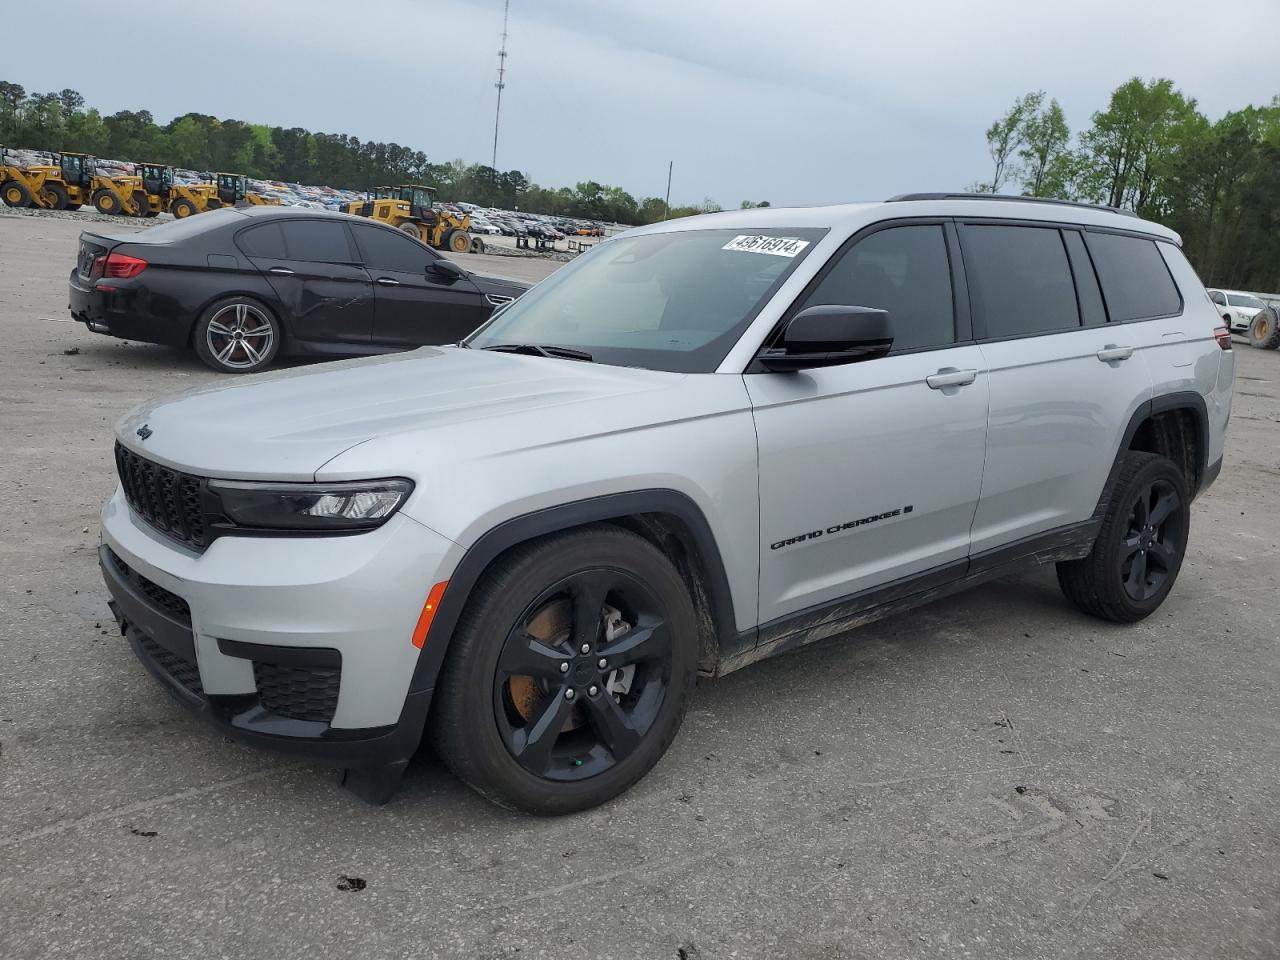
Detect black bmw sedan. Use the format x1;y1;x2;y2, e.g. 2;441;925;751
68;207;529;373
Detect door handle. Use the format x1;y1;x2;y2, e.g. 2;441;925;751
375;277;400;287
1096;345;1134;362
926;368;978;390
267;267;295;276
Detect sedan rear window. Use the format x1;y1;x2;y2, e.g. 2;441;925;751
279;220;354;263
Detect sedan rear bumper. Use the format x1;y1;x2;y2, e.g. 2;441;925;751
68;269;190;346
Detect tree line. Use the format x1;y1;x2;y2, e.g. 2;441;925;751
0;81;732;225
976;78;1280;291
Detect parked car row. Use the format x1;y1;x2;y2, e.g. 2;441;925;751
68;207;528;373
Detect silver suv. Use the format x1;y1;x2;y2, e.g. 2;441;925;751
100;195;1234;813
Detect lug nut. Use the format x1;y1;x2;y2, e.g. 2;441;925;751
598;658;607;669
580;643;591;654
588;684;599;696
564;688;576;701
559;662;570;674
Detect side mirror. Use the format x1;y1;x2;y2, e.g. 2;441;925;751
759;305;893;372
428;258;465;281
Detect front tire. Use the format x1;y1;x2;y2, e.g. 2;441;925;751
44;182;69;210
171;197;197;219
431;526;698;815
192;297;281;374
1;179;32;207
1057;452;1190;622
92;189;122;214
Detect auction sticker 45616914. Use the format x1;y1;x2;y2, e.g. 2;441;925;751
722;235;810;257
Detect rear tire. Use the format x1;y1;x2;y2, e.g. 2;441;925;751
132;192;152;217
1057;452;1190;622
469;236;486;254
170;197;197;219
431;526;698;815
1;180;32;207
1248;307;1280;350
192;297;281;374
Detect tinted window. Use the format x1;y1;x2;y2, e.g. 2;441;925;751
963;225;1079;338
352;224;437;273
1063;230;1107;326
1085;232;1182;321
799;225;954;352
279;220;353;263
236;222;286;259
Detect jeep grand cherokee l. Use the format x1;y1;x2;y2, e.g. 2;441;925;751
99;194;1233;814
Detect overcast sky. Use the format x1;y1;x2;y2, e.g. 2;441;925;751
8;0;1279;206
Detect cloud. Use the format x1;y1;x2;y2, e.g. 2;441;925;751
7;0;1278;206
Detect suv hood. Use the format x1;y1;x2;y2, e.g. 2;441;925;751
116;347;677;480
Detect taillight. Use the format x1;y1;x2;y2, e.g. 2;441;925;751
102;253;148;278
1215;327;1232;351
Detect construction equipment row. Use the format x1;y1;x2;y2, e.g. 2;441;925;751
3;149;480;255
1;148;279;219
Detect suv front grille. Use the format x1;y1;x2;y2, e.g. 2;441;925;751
115;442;208;550
254;661;341;723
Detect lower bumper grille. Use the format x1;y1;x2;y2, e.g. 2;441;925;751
105;547;190;624
137;631;205;698
254;661;341;723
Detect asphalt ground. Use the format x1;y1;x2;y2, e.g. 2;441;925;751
1;211;1277;959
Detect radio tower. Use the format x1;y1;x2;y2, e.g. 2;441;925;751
491;0;510;170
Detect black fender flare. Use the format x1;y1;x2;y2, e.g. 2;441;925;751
1093;391;1210;523
405;489;740;697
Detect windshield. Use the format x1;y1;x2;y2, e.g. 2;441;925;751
466;227;826;373
1227;293;1264;309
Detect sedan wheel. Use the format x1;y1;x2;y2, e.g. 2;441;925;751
193;298;280;374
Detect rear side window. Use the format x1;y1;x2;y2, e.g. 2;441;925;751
798;224;954;352
278;220;353;263
962;225;1080;338
1227;293;1264;309
236;222;286;259
1085;232;1182;321
352;224;438;273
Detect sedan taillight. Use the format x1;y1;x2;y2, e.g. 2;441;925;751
93;252;148;279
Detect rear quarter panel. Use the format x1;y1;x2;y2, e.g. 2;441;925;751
1148;243;1232;469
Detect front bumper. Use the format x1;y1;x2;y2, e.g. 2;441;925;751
100;485;462;772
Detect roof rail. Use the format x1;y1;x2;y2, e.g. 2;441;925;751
886;192;1138;218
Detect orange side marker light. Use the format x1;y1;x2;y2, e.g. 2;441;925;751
411;580;449;649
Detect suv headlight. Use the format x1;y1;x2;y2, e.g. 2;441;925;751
207;478;413;532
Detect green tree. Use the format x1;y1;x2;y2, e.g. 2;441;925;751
976;91;1044;193
1018;99;1070;196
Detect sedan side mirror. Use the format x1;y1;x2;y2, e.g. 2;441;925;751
428;258;465;281
759;305;893;372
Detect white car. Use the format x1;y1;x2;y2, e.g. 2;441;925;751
469;218;501;236
100;194;1232;813
1208;288;1266;332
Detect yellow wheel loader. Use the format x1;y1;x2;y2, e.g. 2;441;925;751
1;146;53;208
215;173;280;209
343;184;473;253
1;151;95;209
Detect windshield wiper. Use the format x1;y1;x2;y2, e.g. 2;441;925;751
482;343;594;362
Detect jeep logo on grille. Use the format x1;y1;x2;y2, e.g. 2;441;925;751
136;424;153;440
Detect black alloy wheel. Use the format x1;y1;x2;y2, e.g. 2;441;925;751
494;569;672;782
1118;477;1183;602
1058;451;1191;622
431;526;697;815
